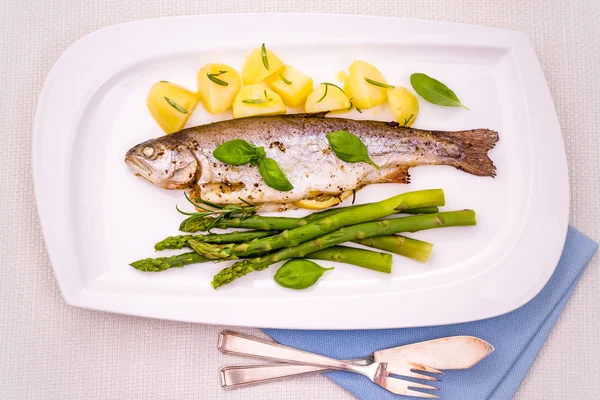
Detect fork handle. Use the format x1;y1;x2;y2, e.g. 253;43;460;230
218;330;352;371
221;364;330;389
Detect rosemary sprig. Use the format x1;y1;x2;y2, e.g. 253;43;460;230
261;43;269;70
207;70;229;86
241;90;273;105
177;192;258;232
242;99;268;104
164;97;188;113
280;73;292;85
317;82;345;103
364;77;395;89
317;84;328;103
403;113;414;126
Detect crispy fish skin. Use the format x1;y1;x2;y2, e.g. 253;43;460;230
125;114;498;206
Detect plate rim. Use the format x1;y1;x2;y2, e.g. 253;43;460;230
32;13;569;329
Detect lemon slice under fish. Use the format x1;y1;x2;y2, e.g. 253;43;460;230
294;191;353;210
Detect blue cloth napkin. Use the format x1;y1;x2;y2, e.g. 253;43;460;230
265;227;598;399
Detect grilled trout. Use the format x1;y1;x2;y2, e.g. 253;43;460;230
125;114;498;209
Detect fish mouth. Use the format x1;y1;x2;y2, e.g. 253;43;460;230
125;153;152;177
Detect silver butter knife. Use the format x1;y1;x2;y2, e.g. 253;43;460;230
220;331;494;390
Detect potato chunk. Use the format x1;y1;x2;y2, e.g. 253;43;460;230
265;65;313;108
387;87;419;127
241;44;284;85
232;84;286;119
197;64;241;114
147;81;198;134
344;60;389;109
305;83;351;113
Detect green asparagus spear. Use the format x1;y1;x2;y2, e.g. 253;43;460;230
130;252;209;272
130;246;391;273
193;189;445;260
155;230;432;263
180;215;309;233
155;230;279;251
355;235;433;263
304;205;438;223
308;246;392;273
211;210;476;288
179;205;439;233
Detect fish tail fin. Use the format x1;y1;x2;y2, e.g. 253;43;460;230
445;129;499;177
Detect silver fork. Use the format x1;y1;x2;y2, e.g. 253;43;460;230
218;330;444;398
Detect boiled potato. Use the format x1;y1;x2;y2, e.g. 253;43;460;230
241;44;285;85
197;63;241;114
232;84;286;119
147;81;198;134
265;65;313;108
305;83;351;113
344;60;389;109
388;87;419;127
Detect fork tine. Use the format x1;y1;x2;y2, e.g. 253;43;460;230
406;371;439;381
385;361;439;381
409;363;444;375
405;381;440;391
384;376;439;398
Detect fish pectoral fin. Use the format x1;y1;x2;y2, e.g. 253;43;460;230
379;166;411;184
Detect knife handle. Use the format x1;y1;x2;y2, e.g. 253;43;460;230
220;364;329;390
218;330;351;370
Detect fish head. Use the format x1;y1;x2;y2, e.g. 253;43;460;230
125;138;198;189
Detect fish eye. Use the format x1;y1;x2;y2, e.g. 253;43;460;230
141;146;155;159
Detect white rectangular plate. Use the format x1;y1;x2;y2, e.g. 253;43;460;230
33;14;569;329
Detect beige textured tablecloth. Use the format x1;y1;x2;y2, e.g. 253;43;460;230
1;1;598;399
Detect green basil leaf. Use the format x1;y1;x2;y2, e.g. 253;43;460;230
213;139;259;165
410;73;469;110
255;146;266;159
258;158;293;191
274;259;334;290
326;130;379;169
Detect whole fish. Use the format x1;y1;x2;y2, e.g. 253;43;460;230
125;114;498;209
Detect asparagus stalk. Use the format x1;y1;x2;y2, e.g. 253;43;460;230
130;246;391;273
307;246;392;273
192;189;445;260
180;205;439;233
130;252;208;272
155;230;279;251
355;235;433;263
180;215;309;233
155;231;433;263
304;205;438;223
211;210;476;288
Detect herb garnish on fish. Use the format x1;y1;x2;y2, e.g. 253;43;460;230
213;139;293;192
326;130;379;169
